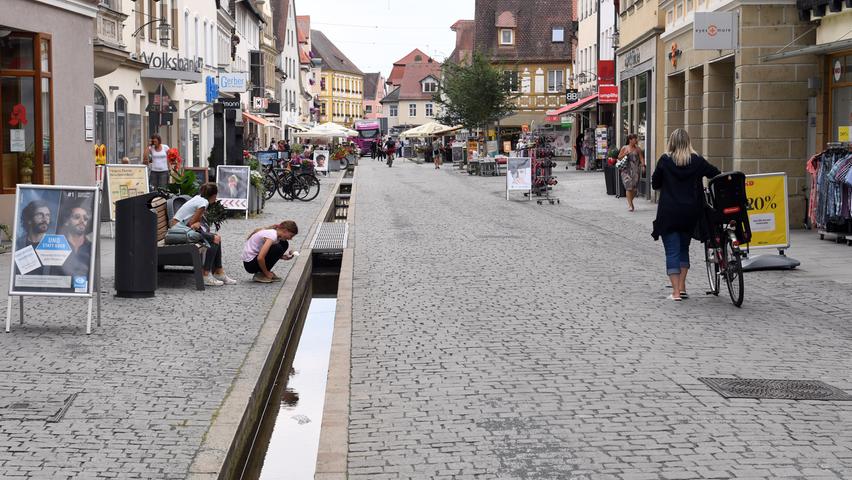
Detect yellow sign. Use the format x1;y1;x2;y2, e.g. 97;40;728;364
105;165;149;221
839;126;850;142
744;173;789;249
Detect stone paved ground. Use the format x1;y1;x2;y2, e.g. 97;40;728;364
0;176;335;479
349;159;852;479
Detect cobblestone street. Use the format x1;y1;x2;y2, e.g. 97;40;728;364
0;179;336;479
349;159;852;479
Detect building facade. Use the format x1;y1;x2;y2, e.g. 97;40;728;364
615;0;666;196
0;0;98;224
273;0;302;137
382;61;442;132
362;73;387;120
474;0;575;131
311;30;363;126
661;0;818;223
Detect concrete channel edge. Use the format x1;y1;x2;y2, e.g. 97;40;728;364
186;173;345;480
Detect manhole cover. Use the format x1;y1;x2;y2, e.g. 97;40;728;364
699;378;852;401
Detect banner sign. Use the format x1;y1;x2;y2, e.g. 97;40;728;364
694;12;737;50
105;164;149;221
219;73;248;93
598;85;619;103
216;165;250;210
507;157;532;192
744;172;789;249
9;185;100;296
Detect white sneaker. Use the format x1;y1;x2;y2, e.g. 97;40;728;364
203;275;224;286
214;273;238;285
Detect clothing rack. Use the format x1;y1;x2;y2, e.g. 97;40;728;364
807;143;852;245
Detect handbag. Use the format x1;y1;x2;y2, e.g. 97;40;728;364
165;222;204;245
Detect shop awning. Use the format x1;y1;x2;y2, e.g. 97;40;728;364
499;111;547;128
242;111;275;127
761;37;852;62
546;94;598;116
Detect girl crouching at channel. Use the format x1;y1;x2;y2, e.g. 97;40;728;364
242;221;299;283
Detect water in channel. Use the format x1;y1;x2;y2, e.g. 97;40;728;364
241;271;339;480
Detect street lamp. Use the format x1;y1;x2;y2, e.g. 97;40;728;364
129;11;171;43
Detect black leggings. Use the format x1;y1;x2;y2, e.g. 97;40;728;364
199;232;222;272
243;241;288;274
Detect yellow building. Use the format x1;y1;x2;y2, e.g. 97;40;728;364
311;30;363;126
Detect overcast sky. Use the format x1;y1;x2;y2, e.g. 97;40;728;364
295;0;475;78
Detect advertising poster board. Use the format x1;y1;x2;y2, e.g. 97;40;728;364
255;151;278;167
313;150;329;173
185;167;209;192
595;126;608;160
216;165;250;210
9;185;99;296
105;164;149;221
506;157;532;199
744;173;789;249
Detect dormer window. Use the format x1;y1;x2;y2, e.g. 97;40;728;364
500;29;514;46
552;27;565;43
496;11;517;46
422;78;438;93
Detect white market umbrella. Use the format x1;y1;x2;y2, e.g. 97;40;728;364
399;121;453;138
294;122;357;139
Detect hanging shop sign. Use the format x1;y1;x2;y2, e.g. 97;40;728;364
694;12;737;50
252;97;269;111
598;85;619;103
205;76;219;103
597;60;615;86
219;73;248;93
744;173;789;249
834;59;843;82
565;88;579;103
219;98;241;109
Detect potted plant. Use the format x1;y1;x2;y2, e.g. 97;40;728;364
19;147;34;184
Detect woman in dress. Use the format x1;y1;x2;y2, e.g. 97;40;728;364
144;134;170;191
617;133;645;212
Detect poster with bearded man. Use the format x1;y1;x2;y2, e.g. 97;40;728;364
9;185;100;296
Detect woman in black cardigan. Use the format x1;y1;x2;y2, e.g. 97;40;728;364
651;129;720;301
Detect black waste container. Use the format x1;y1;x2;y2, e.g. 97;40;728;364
604;165;617;195
114;192;160;298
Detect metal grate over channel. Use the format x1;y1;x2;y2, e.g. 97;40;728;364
310;222;349;252
699;378;852;401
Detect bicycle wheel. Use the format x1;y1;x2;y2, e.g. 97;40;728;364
296;174;320;202
277;174;295;200
704;243;720;295
723;238;744;307
262;174;277;201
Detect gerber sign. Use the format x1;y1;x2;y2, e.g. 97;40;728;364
219;73;248;93
694;12;737;50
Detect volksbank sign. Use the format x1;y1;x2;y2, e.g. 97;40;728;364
139;51;204;83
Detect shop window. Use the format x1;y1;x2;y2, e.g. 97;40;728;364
829;54;852;142
115;97;127;161
0;33;53;191
94;87;107;147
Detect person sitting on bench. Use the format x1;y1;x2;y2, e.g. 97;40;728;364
172;183;237;286
241;221;298;283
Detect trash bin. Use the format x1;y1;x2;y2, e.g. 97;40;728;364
114;192;160;298
604;165;617;195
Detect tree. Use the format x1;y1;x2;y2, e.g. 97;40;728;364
433;51;518;133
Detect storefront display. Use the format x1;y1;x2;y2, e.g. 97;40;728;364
829;54;852;143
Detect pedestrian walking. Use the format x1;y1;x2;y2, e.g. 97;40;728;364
385;137;396;167
574;132;584;170
651;128;721;301
433;138;442;169
617;133;645;212
242;220;299;283
144;134;170;191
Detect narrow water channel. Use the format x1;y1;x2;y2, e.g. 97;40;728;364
240;260;340;480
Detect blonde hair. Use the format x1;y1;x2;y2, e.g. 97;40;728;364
667;128;696;167
247;220;299;239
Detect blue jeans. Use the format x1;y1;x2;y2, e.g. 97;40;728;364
662;231;691;275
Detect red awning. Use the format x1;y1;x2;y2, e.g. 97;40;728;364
242;111;275;127
546;94;598;116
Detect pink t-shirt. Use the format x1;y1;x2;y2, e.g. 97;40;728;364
242;229;278;262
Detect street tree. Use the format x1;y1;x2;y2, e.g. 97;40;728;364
433;51;518;133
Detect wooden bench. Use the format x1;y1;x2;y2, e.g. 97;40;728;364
150;196;205;290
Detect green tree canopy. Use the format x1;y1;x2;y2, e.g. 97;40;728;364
433;51;518;132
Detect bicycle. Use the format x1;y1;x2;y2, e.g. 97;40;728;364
702;172;752;307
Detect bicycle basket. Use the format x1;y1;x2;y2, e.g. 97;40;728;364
708;171;752;243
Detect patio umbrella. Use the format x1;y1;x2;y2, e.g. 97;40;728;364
399;121;453;138
294;122;357;139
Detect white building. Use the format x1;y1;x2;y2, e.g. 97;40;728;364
276;0;302;135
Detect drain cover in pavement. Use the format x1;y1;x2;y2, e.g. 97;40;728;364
699;378;852;401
